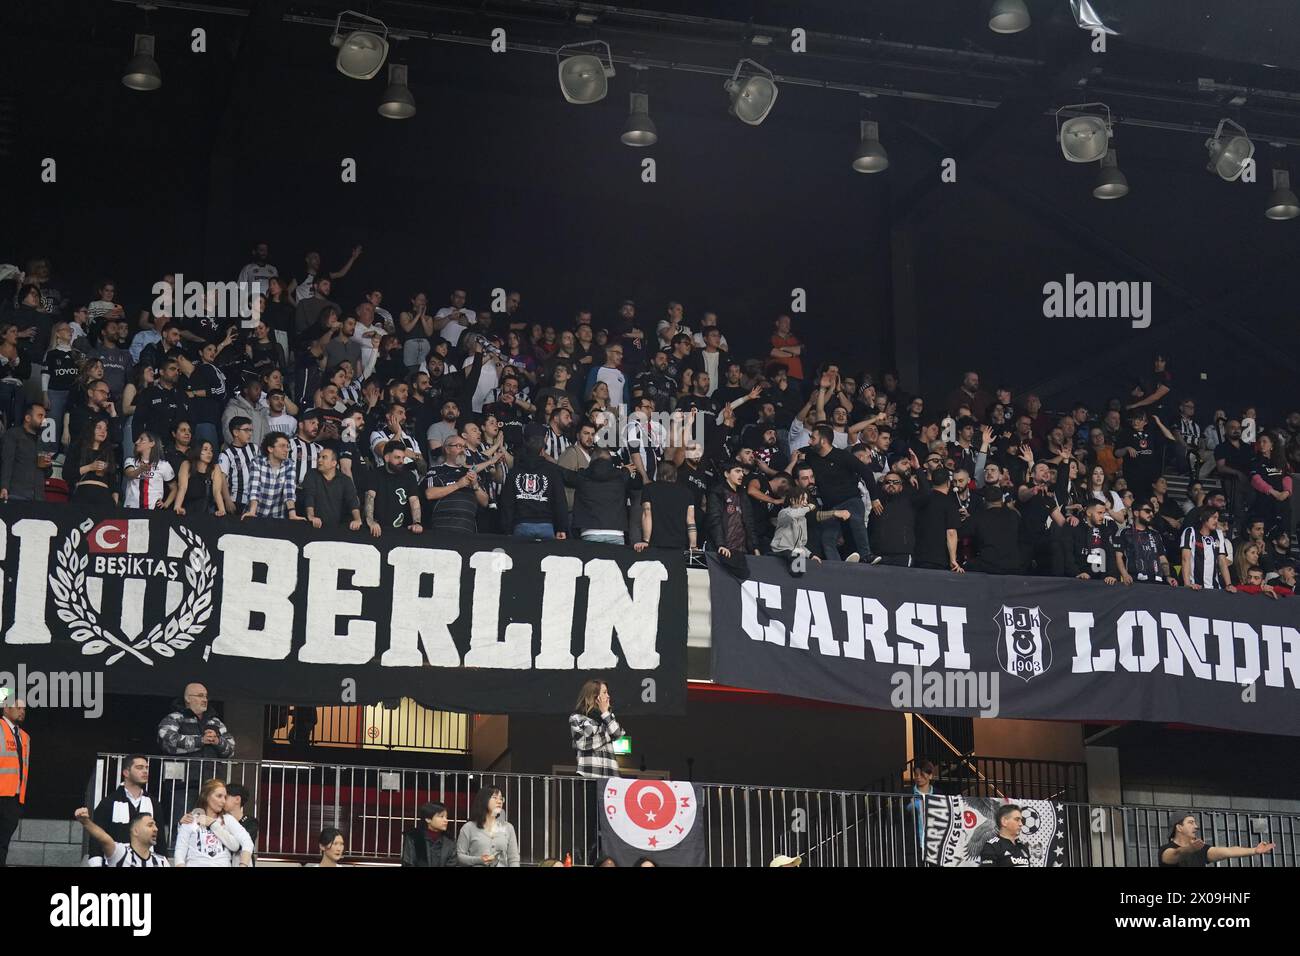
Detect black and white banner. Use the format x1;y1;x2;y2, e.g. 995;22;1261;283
708;556;1300;735
599;778;706;866
0;503;687;714
923;796;1066;867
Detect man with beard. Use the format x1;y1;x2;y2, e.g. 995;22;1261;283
868;455;929;567
1116;501;1176;585
1066;500;1120;583
635;349;677;412
90;317;133;400
1017;453;1070;575
237;239;278;292
803;424;876;562
135;357;189;440
423;434;498;535
425;399;461;460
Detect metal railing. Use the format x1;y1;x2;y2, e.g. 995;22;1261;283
89;753;1296;867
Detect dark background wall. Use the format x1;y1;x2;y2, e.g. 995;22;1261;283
5;1;1297;417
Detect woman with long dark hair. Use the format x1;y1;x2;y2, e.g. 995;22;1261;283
65;418;119;507
122;431;175;510
173;440;228;517
455;786;519;867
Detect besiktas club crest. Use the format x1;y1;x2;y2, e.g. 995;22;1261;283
994;605;1052;683
603;779;698;852
49;517;215;666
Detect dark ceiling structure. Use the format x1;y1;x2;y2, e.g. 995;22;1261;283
5;0;1300;407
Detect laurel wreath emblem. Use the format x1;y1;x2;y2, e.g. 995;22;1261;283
49;519;216;666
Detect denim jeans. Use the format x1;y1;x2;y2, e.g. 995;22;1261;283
513;522;555;539
581;531;624;545
403;338;431;371
818;496;871;560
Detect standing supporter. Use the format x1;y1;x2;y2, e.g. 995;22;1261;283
500;433;568;540
300;446;363;531
0;403;51;501
422;436;496;535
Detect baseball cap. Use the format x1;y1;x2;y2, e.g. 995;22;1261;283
768;854;802;867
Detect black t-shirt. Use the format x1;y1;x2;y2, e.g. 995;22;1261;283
677;463;713;519
135;384;189;439
978;836;1031;867
1117;426;1163;490
1213;439;1253;475
642;481;696;549
1118;526;1166;582
1074;520;1119;577
913;489;960;566
966;506;1022;572
423;464;480;535
370;466;419;531
1158;841;1210;867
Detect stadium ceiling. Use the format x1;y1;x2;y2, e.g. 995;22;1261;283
86;0;1300;144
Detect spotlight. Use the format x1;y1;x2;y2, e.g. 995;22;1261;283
378;64;415;119
331;11;390;81
852;121;889;173
1205;118;1254;181
122;34;162;91
724;59;778;126
1265;168;1299;220
1056;102;1112;163
557;41;615;105
988;0;1031;34
1092;149;1128;199
621;92;657;147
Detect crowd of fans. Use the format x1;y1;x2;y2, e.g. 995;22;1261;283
1;248;1296;593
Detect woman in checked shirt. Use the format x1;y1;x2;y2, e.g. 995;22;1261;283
569;680;626;865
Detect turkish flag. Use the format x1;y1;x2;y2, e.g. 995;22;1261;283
87;519;131;553
598;779;706;867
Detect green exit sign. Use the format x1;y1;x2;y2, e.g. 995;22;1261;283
612;737;632;755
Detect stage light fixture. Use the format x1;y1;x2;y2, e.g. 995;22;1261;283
1205;118;1254;181
557;41;615;105
1056;103;1112;163
122;34;162;91
852;120;889;173
1265;168;1299;220
1092;149;1128;199
378;64;415;119
331;11;390;81
988;0;1031;34
621;92;657;147
724;59;778;126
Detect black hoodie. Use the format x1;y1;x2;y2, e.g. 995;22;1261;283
562;456;641;534
500;454;569;531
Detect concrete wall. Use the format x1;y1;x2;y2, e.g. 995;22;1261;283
972;719;1086;762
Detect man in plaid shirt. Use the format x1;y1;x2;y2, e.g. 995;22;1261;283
243;433;300;520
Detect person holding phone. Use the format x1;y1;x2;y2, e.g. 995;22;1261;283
455;787;519;867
